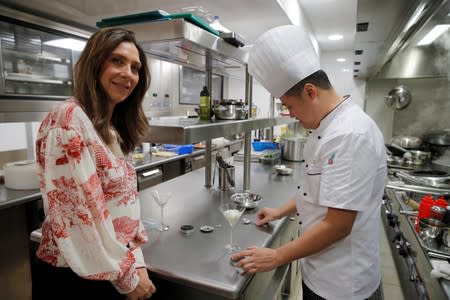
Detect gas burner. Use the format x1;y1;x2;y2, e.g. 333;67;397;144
411;170;448;177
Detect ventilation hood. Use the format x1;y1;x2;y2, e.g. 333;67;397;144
375;0;450;79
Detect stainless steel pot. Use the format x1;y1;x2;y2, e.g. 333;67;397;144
442;228;450;247
404;150;432;166
281;137;306;161
419;218;446;239
390;136;422;149
212;99;247;120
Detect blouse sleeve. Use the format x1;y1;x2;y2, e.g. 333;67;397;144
39;126;140;294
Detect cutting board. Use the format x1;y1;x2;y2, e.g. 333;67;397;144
97;11;220;36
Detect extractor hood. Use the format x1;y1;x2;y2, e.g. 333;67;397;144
376;0;450;79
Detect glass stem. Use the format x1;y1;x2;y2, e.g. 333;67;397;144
230;227;233;246
160;207;164;226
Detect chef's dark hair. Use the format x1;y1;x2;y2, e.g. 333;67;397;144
284;70;332;96
74;27;150;154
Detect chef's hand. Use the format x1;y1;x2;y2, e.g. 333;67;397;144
126;268;156;300
231;246;280;273
256;207;280;226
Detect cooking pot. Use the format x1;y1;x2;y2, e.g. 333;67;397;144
213;99;247;120
281;137;306;161
422;130;450;157
390;136;422;149
403;150;432;166
3;160;40;190
432;156;450;173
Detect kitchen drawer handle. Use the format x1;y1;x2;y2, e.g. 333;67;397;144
194;155;205;161
141;169;160;177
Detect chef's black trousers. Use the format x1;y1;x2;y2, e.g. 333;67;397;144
32;259;126;300
302;281;384;300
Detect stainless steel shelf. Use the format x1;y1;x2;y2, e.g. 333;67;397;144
143;116;296;144
3;49;71;63
5;73;71;85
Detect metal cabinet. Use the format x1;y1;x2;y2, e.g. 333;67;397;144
136;167;163;191
0;19;81;98
0;6;91;122
241;216;300;300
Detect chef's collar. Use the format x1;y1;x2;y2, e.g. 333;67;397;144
309;95;351;136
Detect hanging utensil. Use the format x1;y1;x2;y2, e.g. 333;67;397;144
385;85;411;110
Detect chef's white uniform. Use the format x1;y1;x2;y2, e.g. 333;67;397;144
296;98;387;300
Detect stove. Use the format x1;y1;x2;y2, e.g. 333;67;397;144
395;170;450;189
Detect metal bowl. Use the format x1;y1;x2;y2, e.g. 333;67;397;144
419;218;446;239
230;192;262;209
273;164;293;175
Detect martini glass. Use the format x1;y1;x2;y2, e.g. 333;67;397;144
219;203;246;253
151;190;171;231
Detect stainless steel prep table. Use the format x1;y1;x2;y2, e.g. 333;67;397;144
138;160;302;299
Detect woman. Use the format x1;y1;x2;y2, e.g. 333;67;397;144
34;28;156;300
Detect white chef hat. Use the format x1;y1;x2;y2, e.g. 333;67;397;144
248;25;320;98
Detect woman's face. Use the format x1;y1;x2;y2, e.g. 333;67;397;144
99;41;142;111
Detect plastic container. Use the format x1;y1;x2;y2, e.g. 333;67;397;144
252;141;278;151
259;150;281;165
163;144;193;155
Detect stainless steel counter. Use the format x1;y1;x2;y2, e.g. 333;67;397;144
0;140;243;209
0;185;40;209
384;185;450;299
138;160;301;299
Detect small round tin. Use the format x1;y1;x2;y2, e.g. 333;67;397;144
180;225;194;235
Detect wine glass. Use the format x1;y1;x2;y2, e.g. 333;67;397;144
219;203;246;253
151;190;171;231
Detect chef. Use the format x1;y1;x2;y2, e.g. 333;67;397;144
232;25;387;300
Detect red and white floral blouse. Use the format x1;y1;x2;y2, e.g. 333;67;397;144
35;98;148;294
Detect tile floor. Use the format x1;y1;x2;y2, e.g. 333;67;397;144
294;218;405;300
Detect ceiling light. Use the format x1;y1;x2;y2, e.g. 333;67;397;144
417;25;450;45
336;58;346;62
328;34;343;41
43;38;86;51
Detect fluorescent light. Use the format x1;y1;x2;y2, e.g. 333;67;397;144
336;58;346;62
328;34;343;41
417;25;450;45
44;38;86;51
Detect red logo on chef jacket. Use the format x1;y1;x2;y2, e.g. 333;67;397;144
327;153;335;165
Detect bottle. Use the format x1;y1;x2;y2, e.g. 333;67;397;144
415;194;434;233
199;86;210;121
435;195;448;209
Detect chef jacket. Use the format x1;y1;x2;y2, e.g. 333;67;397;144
296;98;387;300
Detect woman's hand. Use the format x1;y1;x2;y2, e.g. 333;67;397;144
256;207;280;226
126;268;156;300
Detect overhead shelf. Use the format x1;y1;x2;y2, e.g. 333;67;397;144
143;117;296;144
119;18;248;70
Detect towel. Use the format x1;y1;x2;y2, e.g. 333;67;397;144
430;260;450;280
